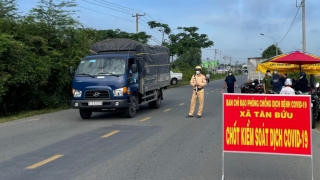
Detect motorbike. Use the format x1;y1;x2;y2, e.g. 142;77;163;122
267;90;279;94
311;90;320;129
311;83;320;129
206;77;210;83
295;83;320;129
241;79;263;94
205;74;210;84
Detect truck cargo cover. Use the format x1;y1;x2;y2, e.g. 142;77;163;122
90;38;171;93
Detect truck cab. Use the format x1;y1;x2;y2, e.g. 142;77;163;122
69;54;139;118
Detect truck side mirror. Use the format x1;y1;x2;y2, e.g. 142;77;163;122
69;66;73;75
131;64;137;73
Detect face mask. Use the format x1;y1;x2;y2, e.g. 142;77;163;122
267;73;270;76
196;71;200;74
228;73;232;75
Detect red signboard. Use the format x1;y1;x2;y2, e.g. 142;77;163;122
223;94;312;156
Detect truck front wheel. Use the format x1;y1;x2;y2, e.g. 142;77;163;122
125;96;137;118
79;109;92;119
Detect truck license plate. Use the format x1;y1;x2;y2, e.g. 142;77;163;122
88;101;103;106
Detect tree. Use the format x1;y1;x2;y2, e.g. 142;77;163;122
147;21;171;45
0;0;19;19
28;0;80;43
262;44;283;59
173;47;202;69
166;26;213;58
88;29;151;44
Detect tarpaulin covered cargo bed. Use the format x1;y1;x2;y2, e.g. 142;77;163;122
90;38;171;93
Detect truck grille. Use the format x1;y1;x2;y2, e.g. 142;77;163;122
85;90;110;99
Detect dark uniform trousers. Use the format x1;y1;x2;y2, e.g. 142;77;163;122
227;87;234;93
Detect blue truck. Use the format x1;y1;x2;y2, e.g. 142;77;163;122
68;39;171;119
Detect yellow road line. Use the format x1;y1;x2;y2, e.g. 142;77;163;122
179;103;185;106
101;130;120;138
140;117;151;122
163;109;171;112
26;155;63;169
27;119;39;122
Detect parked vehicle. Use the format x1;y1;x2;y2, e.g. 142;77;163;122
310;83;320;129
292;83;319;129
240;79;263;94
247;57;267;82
69;39;171;119
241;64;248;74
267;90;279;94
170;71;183;85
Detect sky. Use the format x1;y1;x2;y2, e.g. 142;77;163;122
17;0;320;64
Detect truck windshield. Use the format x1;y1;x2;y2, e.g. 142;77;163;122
75;57;126;76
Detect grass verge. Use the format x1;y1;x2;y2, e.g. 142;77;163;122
0;104;70;124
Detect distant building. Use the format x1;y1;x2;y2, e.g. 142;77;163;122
202;60;219;69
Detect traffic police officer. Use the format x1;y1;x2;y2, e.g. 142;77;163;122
187;66;207;118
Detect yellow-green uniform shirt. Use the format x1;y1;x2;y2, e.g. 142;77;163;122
190;74;207;88
263;76;272;91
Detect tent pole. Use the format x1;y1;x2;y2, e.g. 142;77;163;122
300;65;302;72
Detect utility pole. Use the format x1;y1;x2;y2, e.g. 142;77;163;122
223;56;227;70
132;13;146;33
296;0;306;52
302;0;306;52
220;51;221;68
213;49;218;72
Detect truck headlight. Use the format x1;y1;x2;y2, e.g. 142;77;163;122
72;89;82;97
113;88;124;96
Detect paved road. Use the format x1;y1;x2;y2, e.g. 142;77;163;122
0;75;319;180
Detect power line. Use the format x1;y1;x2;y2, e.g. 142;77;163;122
98;0;145;14
147;14;156;21
278;1;302;45
77;6;162;43
150;36;162;45
139;19;162;35
80;0;161;36
78;6;135;22
82;0;132;15
94;0;139;14
95;0;160;26
78;1;162;44
142;16;153;23
138;23;162;42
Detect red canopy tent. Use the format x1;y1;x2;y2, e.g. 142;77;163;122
269;51;320;72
